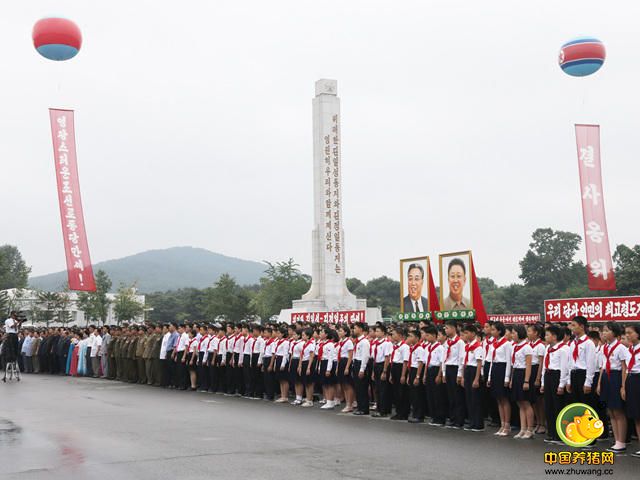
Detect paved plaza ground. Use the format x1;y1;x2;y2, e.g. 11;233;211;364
0;375;635;479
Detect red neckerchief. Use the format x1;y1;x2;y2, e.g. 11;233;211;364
491;336;508;362
252;337;260;353
408;343;421;366
572;335;588;362
464;340;481;366
317;339;328;361
544;342;566;369
370;338;379;356
374;339;387;361
627;344;640;372
529;339;543;351
198;335;208;350
444;336;460;362
484;337;495;357
603;340;621;377
275;338;286;354
426;342;440;367
290;339;300;356
187;338;197;352
302;339;314;358
511;341;527;364
337;338;349;359
392;341;406;363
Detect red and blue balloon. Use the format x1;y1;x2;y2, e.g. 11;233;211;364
558;37;605;77
33;18;82;61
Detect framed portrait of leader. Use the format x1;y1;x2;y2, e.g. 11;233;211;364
400;256;430;313
439;251;473;311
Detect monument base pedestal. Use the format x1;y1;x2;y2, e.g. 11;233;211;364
278;299;382;325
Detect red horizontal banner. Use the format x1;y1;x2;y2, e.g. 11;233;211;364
291;310;365;324
487;314;541;324
544;296;640;322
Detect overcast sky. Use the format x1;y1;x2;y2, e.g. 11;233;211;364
1;0;638;287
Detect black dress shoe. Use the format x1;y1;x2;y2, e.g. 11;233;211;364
408;417;424;424
390;415;408;420
352;411;366;416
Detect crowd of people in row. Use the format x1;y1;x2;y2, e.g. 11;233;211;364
2;312;640;457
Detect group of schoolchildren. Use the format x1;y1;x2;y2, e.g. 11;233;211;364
10;315;640;457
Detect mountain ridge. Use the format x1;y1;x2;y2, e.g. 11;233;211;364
29;246;268;293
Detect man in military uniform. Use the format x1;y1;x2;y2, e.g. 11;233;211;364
124;327;136;383
142;325;155;385
149;324;163;386
135;326;148;384
107;327;118;380
115;327;126;381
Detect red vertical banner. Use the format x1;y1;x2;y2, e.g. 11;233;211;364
470;259;488;325
428;258;440;312
575;124;616;291
49;109;96;291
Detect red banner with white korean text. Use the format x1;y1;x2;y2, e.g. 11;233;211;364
49;109;96;291
487;314;541;324
545;296;640;322
291;310;365;324
575;124;616;290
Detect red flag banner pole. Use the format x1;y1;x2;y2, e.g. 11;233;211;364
575;124;616;291
470;258;487;325
49;109;96;292
428;258;440;313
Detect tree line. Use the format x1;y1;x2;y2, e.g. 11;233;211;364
1;228;639;323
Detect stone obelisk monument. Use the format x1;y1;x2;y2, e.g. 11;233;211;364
281;79;381;323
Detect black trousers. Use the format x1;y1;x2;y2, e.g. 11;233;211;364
225;353;234;393
85;348;93;376
176;354;187;389
543;370;565;440
197;352;209;390
352;360;370;413
464;365;484;429
256;357;276;400
425;366;446;424
234;353;244;395
374;362;391;414
569;369;594;406
445;365;465;427
262;357;274;399
408;367;425;420
210;355;222;392
390;362;409;418
243;354;253;395
483;362;499;422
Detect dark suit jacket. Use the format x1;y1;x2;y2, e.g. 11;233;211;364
403;295;428;313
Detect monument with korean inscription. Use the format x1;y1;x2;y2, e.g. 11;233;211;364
279;79;381;324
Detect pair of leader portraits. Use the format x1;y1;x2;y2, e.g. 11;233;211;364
400;251;473;313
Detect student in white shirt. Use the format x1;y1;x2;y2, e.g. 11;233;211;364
297;328;316;407
272;327;291;403
261;327;277;401
389;326;410;420
288;329;304;405
318;327;338;409
596;322;631;453
509;325;534;439
540;324;570;443
460;324;485;432
370;324;392;417
422;325;446;426
527;323;546;435
351;322;371;415
91;332;103;378
406;329;426;423
567;316;598;407
441;320;465;429
623;324;640;458
487;321;514;436
336;325;355;413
